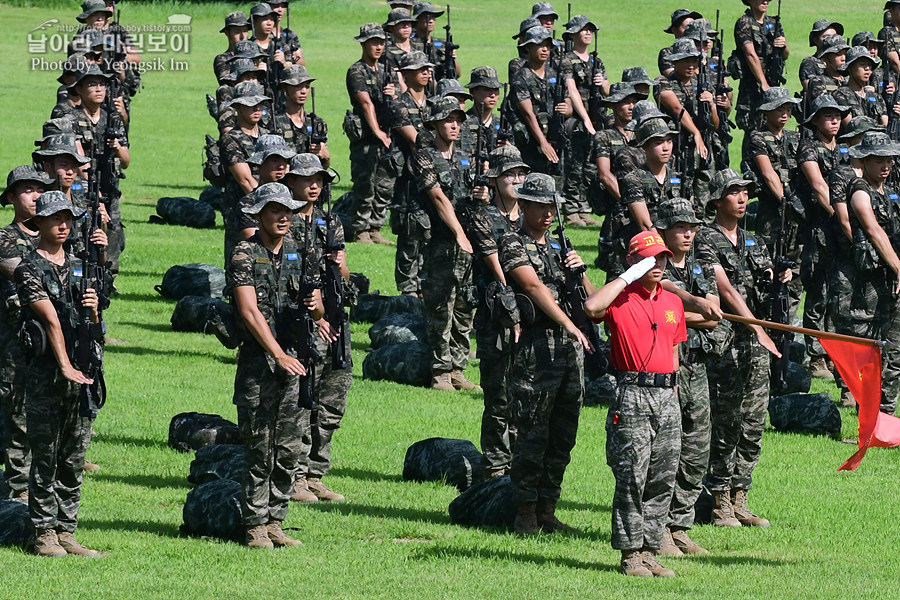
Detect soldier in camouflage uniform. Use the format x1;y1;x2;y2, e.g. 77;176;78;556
507;17;542;84
412;2;459;86
269;1;304;66
227;182;313;548
835;47;889;127
805;36;849;119
15;192;107;557
695;169;785;530
463;66;503;151
846;132;900;415
733;0;789;133
346;23;399;244
658;8;702;77
383;8;417;76
32;135;91;209
272;65;330;165
281;154;351;502
413;97;481;391
0;167;54;502
498;173;592;536
799;19;843;93
880;1;900;80
214;12;251;84
470;146;528;478
584;230;685;577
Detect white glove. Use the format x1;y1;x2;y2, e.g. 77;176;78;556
618;256;658;285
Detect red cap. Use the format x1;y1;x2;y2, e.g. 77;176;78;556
628;231;674;258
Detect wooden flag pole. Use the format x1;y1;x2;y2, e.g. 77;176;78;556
722;313;889;348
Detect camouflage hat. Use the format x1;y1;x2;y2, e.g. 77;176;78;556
515;172;559;204
242;182;305;215
412;2;444;18
227;81;271;108
398;50;434;71
57;53;90;84
389;0;415;7
279;64;315;86
709;168;755;201
385;8;416;27
849;131;900;159
802;93;850;127
667;38;702;62
437;78;473;101
485;146;530;178
518;25;552;48
622;66;655;87
809;19;844;47
354;23;387;42
248;135;297;165
231;58;266;79
841;46;880;72
513;17;541;40
817;34;850;58
531;2;558;19
229;40;266;61
31;191;86;221
628;231;673;258
76;29;114;52
77;0;112;23
758;86;801;112
425;96;466;125
852;31;884;47
631;100;670;127
887;0;900;8
602;82;644;104
71;64;112;90
664;8;702;34
35;117;78;146
1;166;55;207
563;15;597;36
465;65;502;89
633;117;677;146
250;3;277;18
220;11;251;33
32;134;90;165
838;116;884;141
682;20;710;43
654;197;700;229
282;153;335;182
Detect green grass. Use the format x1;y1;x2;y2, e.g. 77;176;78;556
1;1;899;598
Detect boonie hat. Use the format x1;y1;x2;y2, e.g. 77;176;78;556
709;168;755;201
242;182;305;215
248;135;296;165
531;2;558;19
30;191;86;222
518;25;552;48
2;166;55;206
398;50;434;71
282;153;335;182
437;78;473;101
465;66;502;89
425;96;466;125
220;12;251;33
413;2;444;18
802;93;850;127
758;87;801;112
279;64;315;86
664;8;701;34
809;19;844;47
485;146;530;178
515;172;559;204
354;23;387;42
77;0;112;23
849;131;900;159
838;116;884;141
654;197;700;229
32;135;90;166
385;8;416;27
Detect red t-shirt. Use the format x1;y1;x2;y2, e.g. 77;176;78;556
603;281;687;373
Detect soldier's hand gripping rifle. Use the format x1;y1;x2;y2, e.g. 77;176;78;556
473;102;490;189
308;87;328;152
294;222;323;410
552;194;608;380
884;60;900;140
546;31;568;177
588;36;604;126
322;171;350;371
442;5;459;80
764;0;787;87
498;83;514;144
768;197;796;390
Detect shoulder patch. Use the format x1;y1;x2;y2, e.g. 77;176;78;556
693;266;702;275
73;269;83;277
286;253;298;261
669;177;681;185
524;243;538;251
550;242;560;249
745;239;756;247
548;77;557;84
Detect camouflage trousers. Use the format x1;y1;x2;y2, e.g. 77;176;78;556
705;328;770;492
304;334;353;479
422;240;475;373
391;209;427;294
668;358;710;531
509;328;583;503
106;212;125;282
25;357;92;532
476;322;516;474
1;379;29;497
828;248;856;395
233;345;304;526
800;226;832;360
606;382;681;551
848;269;900;415
735;83;763;133
561;123;593;216
350;138;395;235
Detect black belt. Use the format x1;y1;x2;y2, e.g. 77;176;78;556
617;371;678;388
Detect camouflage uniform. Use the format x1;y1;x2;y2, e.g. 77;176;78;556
695;224;773;492
833;85;887;123
828;164;860;339
228;233;306;526
272;111;318;155
733;9;781;132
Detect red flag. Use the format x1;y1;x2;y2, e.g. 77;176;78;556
820;338;900;470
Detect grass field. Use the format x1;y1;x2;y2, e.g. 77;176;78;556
1;1;899;598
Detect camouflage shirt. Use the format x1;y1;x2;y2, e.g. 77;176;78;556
51;101;80;121
213;50;234;83
694;224;773;317
619;165;685;221
72;104;129;160
499;228;568;314
346;59;396;132
796;137;850;221
847;177;900;270
734;9;779;70
565;50;605;104
829;164;860;254
833;85;887;122
469;203;521;292
664;254;729;358
290;207;343;279
0;223;39;325
658;44;674;75
273;111;322;154
15;249;86;353
798;55;825;85
746;124;800;200
510;62;569;133
391;91;430;133
806;73;844;101
219;127;266;207
461;110;502;157
412;141;474;241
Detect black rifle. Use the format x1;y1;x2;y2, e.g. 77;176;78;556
293;220;322;410
713;14;734;167
552;194;608;380
97;89;125;211
764;0;786;87
768;197;796;390
268;38;285;112
308;87;328;151
546;30;567;177
321;173;350;370
696;47;714;171
674;109;688;181
588;35;604;127
473;102;489;188
498;83;514;144
885;62;900;140
442;5;459;80
564;4;574;54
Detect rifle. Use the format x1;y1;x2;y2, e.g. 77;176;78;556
322;172;350;371
768;197;796;391
885;63;900;140
473;102;489;189
98;88;125;211
588;35;604;127
442;5;459;80
696;46;713;170
308;87;328;151
498;83;514;144
293;218;323;410
564;4;573;54
546;30;567;177
552;194;608;380
713;13;734;166
764;0;786;87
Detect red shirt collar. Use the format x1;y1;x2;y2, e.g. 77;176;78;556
626;280;661;300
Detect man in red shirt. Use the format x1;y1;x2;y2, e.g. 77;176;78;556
586;231;686;578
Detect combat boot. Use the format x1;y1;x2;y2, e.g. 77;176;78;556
670;528;708;554
579;213;600;226
83;460;101;472
245;524;275;549
658;527;683;556
369;230;395;245
431;371;455;391
565;213;585;226
809;357;833;379
450;369;481;391
513;501;540;536
620;550;652;577
711;490;741;527
641;551;676;577
291;476;319;503
57;531;101;557
307;477;345;502
354;231;373;244
33;528;66;557
535;497;581;533
841;388;856;408
266;521;302;547
731;489;770;528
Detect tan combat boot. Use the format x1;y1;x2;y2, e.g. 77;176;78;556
57;531;101;557
354;231;373;244
450;369;481;391
266;521;302;547
809;357;833;379
246;524;275;549
620;550;652;577
291;475;319;503
641;551;676;577
732;489;770;528
580;213;600;226
369;230;395;245
431;371;455;391
711;490;741;527
83;460;101;472
565;214;585;226
535;497;581;533
33;528;66;557
670;528;708;554
513;501;540;536
658;527;683;556
307;478;345;502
